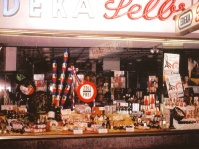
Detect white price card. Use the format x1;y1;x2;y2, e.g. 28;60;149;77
99;107;105;111
1;105;15;110
120;103;128;107
73;130;83;134
98;129;108;133
126;127;134;132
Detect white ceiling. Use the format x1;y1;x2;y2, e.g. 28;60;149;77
0;29;199;49
0;29;199;66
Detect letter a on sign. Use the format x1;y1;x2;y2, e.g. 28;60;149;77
73;0;94;18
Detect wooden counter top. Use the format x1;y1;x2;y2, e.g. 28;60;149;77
0;127;198;140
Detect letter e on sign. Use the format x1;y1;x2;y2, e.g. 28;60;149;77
77;81;97;103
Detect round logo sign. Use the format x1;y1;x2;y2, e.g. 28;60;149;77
77;81;97;103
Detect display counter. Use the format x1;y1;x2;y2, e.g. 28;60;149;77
1;128;199;149
1;105;199;149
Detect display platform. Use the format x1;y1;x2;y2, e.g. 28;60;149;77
1;129;199;149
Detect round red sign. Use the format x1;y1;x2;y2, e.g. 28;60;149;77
76;81;97;103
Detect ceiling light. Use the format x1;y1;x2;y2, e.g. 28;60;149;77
150;47;159;54
150;49;155;53
136;58;142;62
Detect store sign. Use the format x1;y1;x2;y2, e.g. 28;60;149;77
2;0;185;19
175;2;199;35
0;0;197;33
77;81;97;103
3;0;94;18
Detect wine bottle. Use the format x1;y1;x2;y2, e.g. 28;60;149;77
48;105;55;120
106;117;111;129
55;107;61;121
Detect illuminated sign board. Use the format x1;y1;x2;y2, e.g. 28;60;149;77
175;2;199;35
0;0;194;33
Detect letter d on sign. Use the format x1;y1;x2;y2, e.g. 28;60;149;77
3;0;20;16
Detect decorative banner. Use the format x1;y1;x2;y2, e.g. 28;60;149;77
165;74;184;98
89;47;124;59
51;49;68;107
76;81;97;103
163;53;180;76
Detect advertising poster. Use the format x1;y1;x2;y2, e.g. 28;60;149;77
188;57;199;79
111;71;125;89
165;74;184;98
186;57;199;94
163;53;180;76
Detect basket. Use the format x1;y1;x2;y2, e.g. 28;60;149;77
172;107;185;121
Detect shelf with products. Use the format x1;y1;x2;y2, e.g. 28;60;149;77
0;84;167;137
0;105;167;136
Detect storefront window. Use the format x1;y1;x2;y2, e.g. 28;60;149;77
0;47;199;137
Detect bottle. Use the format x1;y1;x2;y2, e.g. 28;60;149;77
162;115;167;129
150;94;155;104
102;122;106;128
128;102;132;115
106;117;111;129
48;105;55;120
55;107;61;121
41;116;47;131
117;102;121;114
37;118;41;129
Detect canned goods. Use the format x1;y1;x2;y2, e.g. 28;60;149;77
52;73;57;83
58;84;63;94
63;50;68;61
52;60;57;72
60;73;65;83
62;63;67;72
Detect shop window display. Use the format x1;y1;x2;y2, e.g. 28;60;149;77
0;48;199;137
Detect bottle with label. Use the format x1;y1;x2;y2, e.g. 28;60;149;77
117;102;121;114
150;94;155;104
37;118;41;129
55;107;61;121
106;117;111;129
128;102;132;115
48;105;55;120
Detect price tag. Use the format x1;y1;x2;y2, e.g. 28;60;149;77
144;123;147;127
99;107;105;111
1;105;15;110
126;127;134;132
120;103;128;107
18;107;27;112
73;129;83;134
61;109;71;115
98;129;108;133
